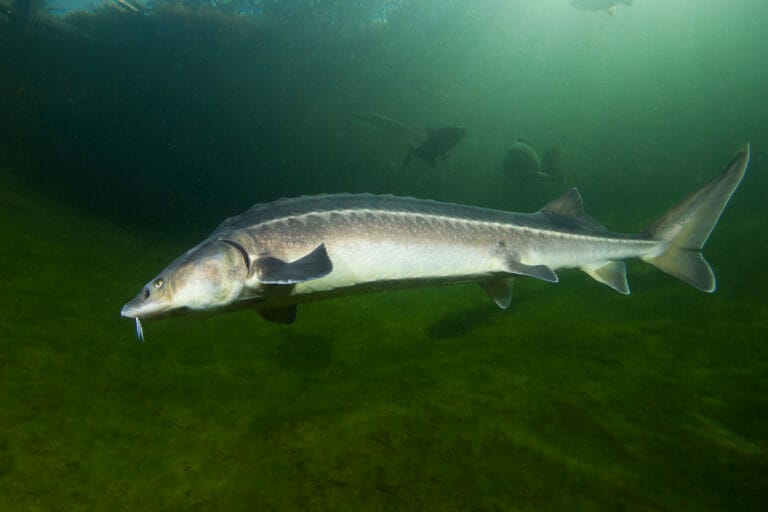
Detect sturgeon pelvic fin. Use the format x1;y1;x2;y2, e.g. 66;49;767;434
255;244;333;285
642;144;750;292
506;259;559;283
480;278;515;309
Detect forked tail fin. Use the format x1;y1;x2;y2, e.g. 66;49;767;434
642;144;750;292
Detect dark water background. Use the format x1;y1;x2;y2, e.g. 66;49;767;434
1;0;767;509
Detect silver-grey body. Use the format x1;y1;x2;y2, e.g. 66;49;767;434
201;194;653;308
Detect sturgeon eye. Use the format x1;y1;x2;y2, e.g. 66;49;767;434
153;278;164;289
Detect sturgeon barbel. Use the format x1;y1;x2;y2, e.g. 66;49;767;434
122;146;750;341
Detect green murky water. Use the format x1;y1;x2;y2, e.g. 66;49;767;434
1;1;767;509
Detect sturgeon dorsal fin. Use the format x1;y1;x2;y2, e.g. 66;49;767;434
539;188;585;217
540;188;608;231
254;244;333;285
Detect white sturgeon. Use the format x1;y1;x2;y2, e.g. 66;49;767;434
122;146;750;340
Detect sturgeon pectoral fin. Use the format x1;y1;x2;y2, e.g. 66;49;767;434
254;244;333;285
506;259;559;283
258;305;298;324
480;278;514;309
582;260;630;294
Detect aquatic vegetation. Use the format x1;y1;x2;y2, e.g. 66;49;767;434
1;154;767;509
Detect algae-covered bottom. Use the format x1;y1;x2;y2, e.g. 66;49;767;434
0;165;766;510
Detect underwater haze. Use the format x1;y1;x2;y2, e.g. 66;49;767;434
1;0;767;509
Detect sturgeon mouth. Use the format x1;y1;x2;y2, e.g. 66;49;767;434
120;301;139;318
121;297;161;342
120;294;168;319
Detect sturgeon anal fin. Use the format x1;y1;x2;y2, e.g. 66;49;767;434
506;259;559;283
258;305;297;324
480;278;515;309
582;260;630;294
254;244;333;285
